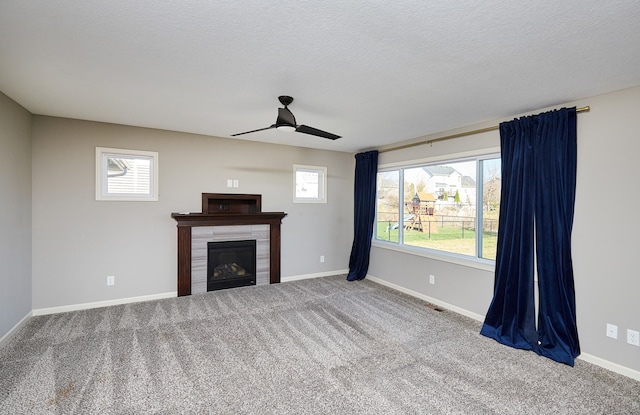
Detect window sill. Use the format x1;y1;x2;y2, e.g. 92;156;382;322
371;240;496;272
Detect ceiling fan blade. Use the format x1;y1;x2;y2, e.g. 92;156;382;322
296;125;341;140
231;125;276;136
276;107;296;127
233;96;339;141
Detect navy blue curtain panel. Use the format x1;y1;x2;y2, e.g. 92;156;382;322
347;150;379;281
481;107;580;366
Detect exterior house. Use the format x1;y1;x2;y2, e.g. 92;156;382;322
423;165;477;205
422;165;462;200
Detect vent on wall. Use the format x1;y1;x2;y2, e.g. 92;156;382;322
426;303;445;312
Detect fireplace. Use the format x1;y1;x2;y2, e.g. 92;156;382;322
171;193;287;296
207;239;256;291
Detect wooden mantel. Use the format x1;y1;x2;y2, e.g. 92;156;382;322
171;194;286;296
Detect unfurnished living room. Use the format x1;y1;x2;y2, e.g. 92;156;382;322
1;1;639;414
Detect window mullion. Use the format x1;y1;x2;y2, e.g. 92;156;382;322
476;160;484;258
398;168;405;245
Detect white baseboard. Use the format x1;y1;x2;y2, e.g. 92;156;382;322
32;292;177;316
577;352;640;381
281;269;349;283
29;273;347;316
366;274;640;382
366;274;485;322
0;311;33;347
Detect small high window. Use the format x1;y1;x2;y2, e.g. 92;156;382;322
293;164;327;203
96;147;158;201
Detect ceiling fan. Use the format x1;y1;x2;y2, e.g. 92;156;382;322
231;96;341;140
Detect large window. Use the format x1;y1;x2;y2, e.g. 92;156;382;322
375;155;501;261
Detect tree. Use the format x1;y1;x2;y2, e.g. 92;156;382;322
483;167;501;212
405;183;416;200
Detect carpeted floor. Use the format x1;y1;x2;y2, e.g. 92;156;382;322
1;275;639;414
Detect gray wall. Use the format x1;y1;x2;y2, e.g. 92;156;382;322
369;85;640;374
0;92;32;339
31;116;354;310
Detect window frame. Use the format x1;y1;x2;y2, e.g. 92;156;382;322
293;164;327;203
95;147;159;201
373;148;500;271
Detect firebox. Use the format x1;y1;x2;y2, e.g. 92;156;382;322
207;240;256;291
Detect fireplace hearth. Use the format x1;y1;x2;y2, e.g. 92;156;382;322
207;239;256;291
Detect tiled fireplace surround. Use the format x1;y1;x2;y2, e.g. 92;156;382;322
191;225;269;294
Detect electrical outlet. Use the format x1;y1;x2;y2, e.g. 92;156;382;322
606;323;618;339
226;179;233;188
106;275;115;286
627;329;640;346
233;179;239;188
320;255;325;263
429;274;435;285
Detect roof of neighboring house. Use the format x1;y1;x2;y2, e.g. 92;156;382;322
107;158;131;172
461;176;476;187
417;192;436;202
423;166;457;176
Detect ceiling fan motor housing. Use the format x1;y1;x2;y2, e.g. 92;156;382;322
278;95;294;107
276;106;297;129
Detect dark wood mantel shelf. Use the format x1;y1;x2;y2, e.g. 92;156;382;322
171;212;287;227
171;194;286;297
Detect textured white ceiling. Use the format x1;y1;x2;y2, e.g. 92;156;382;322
1;1;639;153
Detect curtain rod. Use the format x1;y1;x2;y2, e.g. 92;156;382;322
379;106;590;154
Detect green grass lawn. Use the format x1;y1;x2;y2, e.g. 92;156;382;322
376;219;498;260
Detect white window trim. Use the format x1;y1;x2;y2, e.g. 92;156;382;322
96;147;159;201
372;239;496;272
293;164;327;203
379;147;500;170
375;147;500;270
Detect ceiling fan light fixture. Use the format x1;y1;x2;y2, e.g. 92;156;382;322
276;125;296;132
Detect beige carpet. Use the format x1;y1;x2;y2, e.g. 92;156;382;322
1;275;639;414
